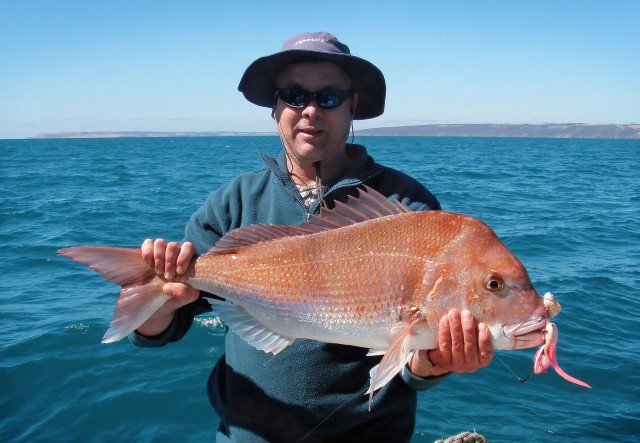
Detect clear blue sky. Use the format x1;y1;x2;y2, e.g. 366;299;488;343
1;0;638;139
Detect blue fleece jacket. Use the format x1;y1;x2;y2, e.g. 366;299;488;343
131;145;448;442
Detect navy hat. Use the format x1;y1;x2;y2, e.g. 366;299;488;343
238;32;386;120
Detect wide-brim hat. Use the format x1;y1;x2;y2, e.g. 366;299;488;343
238;32;386;120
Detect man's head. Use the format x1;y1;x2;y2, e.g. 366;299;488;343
271;59;357;169
238;32;386;181
238;32;385;120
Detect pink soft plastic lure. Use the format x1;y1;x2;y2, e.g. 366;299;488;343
533;322;592;388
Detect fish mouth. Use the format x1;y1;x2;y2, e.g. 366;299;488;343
503;317;546;349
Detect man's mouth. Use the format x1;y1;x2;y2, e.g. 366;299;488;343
298;126;323;136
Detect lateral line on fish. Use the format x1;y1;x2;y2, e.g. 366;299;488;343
210;250;429;281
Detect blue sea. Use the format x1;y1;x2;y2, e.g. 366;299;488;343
1;136;638;442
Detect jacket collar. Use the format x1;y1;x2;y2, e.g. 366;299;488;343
260;144;384;213
260;144;383;189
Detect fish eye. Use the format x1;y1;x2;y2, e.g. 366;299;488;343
484;273;505;292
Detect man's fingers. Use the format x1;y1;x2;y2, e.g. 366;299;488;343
461;310;479;370
153;239;167;275
176;241;196;275
432;310;495;374
143;239;194;279
164;242;180;279
478;323;494;367
437;313;452;366
141;238;154;267
448;309;465;372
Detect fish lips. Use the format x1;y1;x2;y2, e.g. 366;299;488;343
503;317;546;349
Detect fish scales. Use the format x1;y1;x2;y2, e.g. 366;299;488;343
183;211;470;349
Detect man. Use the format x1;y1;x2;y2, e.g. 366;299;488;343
132;32;493;442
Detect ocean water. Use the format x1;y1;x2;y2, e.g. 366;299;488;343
1;136;638;442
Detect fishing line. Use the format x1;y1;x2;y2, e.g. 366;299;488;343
494;353;533;384
349;118;355;145
348;96;356;146
313;161;326;208
295;401;348;443
261;354;277;368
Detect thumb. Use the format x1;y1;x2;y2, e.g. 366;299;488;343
426;349;444;366
163;283;199;305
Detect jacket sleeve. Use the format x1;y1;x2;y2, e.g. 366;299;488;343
400;365;451;391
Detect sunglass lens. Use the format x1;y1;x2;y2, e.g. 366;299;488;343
317;90;345;108
278;88;350;109
279;88;308;108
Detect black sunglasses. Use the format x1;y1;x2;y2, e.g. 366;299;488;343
275;87;352;109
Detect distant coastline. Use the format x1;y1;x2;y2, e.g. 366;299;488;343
31;123;640;139
356;123;640;139
29;131;276;139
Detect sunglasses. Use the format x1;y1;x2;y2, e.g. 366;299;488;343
275;87;352;109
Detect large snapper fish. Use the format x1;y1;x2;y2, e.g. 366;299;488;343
58;186;589;404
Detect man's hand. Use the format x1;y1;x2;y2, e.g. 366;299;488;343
135;238;200;337
410;309;494;377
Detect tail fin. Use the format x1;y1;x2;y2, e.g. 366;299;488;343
57;246;170;343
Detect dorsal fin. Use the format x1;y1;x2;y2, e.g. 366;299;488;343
304;185;411;232
208;224;315;254
205;185;412;255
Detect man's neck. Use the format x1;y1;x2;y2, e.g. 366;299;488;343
286;150;353;187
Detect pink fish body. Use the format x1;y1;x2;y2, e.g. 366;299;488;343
58;186;588;401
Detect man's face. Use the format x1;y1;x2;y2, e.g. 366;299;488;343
274;61;358;168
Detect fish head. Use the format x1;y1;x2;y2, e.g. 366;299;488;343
449;217;547;350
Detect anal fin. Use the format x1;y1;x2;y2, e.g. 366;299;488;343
210;299;294;355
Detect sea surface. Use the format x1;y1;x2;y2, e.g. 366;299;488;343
1;136;638;442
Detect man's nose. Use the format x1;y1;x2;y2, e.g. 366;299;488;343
301;101;320;119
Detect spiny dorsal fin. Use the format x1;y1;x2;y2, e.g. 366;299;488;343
205;185;412;255
305;185;411;232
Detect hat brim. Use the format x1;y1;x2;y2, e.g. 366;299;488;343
238;50;386;120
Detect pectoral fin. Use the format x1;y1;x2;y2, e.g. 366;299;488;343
365;312;427;410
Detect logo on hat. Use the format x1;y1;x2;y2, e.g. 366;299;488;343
294;38;328;46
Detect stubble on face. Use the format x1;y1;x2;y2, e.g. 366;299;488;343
274;61;358;183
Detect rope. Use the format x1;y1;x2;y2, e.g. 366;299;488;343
434;431;487;443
